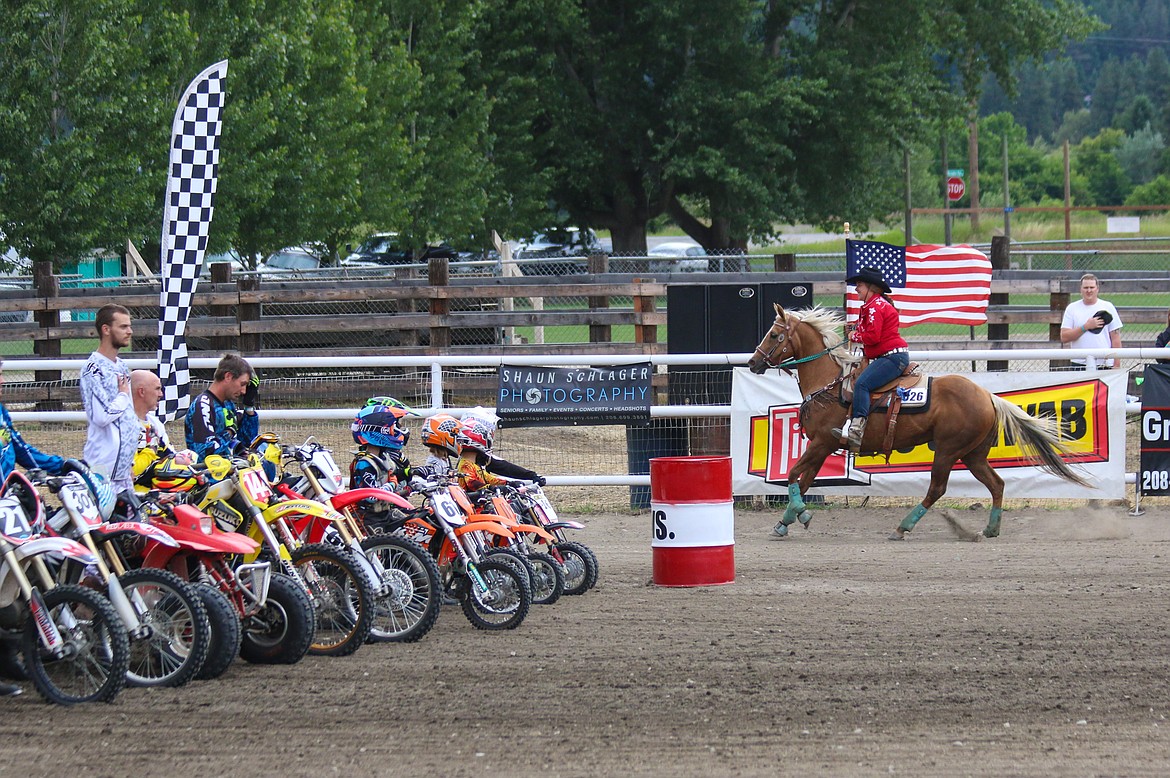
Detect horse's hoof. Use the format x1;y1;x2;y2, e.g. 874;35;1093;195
887;530;906;541
771;523;789;538
981;528;999;539
798;510;812;528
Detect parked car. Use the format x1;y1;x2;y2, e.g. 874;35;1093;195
201;250;247;278
342;233;456;268
648;241;708;273
513;227;602;275
260;246;325;275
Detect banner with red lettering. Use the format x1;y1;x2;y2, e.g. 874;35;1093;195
730;368;1126;499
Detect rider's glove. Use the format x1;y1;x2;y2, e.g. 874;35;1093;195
535;475;546;487
242;371;260;411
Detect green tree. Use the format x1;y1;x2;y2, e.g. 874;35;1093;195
1073;128;1132;204
0;0;194;266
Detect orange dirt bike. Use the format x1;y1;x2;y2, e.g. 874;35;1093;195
0;470;130;704
275;436;441;643
129;469;313;670
183;452;376;657
400;476;531;630
37;462;211;688
468;483;564;606
504;481;598;595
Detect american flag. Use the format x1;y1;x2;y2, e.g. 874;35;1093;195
845;239;992;327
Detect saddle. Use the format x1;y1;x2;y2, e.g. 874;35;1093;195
840;359;923;462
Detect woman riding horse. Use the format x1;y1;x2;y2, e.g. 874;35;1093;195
831;267;909;452
748;304;1089;540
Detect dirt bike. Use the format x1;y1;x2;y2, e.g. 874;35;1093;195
276;436;441;643
507;481;599;595
129;471;312;671
188;452;375;657
0;470;130;704
401;476;530;630
469;483;565;606
38;463;211;688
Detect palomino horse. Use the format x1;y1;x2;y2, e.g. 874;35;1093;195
747;304;1089;540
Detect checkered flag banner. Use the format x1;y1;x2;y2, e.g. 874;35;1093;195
158;60;228;422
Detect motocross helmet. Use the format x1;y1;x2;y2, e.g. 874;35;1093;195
151;458;200;493
422;414;462;455
0;470;44;541
455;418;494;455
365;396;412;413
351;404;409;451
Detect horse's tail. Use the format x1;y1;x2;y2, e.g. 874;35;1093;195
991;395;1091;487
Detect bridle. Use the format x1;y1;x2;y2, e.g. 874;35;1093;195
753;314;838;372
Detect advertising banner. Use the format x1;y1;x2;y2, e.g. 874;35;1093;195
497;363;652;425
731;368;1126;499
1139;364;1170;495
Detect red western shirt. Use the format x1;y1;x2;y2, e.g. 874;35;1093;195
850;295;907;359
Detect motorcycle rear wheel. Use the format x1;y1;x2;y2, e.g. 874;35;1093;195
239;574;314;664
360;535;441;643
192;584;241;680
23;585;130;705
461;559;530;631
291;543;375;657
485;548;534;597
119;568;210;688
554;541;599;595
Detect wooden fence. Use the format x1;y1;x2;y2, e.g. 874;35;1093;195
1;241;1167;366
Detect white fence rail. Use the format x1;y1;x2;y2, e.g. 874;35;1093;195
3;349;1161;487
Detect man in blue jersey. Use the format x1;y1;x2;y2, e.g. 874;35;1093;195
184;354;259;462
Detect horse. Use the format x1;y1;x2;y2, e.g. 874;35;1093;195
746;304;1089;540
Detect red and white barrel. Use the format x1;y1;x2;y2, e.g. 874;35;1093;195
649;455;734;587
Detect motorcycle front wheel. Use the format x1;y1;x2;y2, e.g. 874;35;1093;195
554;541;599;595
291;543;375;657
239;573;314;664
526;551;566;606
119;568;210;688
360;535;441;643
192;583;241;680
461;559;531;631
23;585;130;705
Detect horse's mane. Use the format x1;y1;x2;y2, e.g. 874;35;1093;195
786;306;860;364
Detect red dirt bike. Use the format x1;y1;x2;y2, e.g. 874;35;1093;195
37;463;211;688
0;470;130;704
130;480;314;671
400;476;530;630
273;436;442;643
505;481;598;595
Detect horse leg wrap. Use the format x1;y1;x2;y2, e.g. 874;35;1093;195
786;482;806;513
898;503;928;533
983;507;1003;538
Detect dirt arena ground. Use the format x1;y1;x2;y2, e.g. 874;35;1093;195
3;498;1170;777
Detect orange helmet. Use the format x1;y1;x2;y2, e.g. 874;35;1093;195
422;413;462;455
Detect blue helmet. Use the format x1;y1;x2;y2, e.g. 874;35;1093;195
351;404;409;450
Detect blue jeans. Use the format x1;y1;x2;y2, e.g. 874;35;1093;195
853;351;909;419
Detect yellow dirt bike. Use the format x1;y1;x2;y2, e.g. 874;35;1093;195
188;453;377;657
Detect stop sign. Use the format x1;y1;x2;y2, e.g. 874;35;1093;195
947;176;965;202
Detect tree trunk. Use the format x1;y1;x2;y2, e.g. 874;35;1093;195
968;112;981;235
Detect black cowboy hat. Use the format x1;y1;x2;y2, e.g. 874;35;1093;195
845;266;891;294
1086;309;1113;332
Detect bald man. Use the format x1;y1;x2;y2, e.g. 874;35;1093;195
131;370;193;465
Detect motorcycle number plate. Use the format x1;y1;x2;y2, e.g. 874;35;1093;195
241;469;272;504
431;492;465;526
61;482;101;526
0;497;33;541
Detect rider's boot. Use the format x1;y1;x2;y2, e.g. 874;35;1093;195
845;417;867;452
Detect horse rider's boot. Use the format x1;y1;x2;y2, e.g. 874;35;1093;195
846;417;867;452
889;503;928;540
982;507;1003;538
